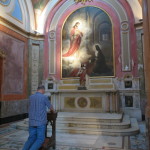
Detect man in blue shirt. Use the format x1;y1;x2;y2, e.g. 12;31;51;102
23;85;54;150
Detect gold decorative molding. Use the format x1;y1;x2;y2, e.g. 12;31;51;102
90;84;114;89
90;79;111;83
0;49;6;58
58;85;77;90
74;0;93;5
63;80;79;84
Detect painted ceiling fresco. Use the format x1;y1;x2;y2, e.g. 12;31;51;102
0;0;11;6
138;0;142;6
11;0;22;21
31;0;49;11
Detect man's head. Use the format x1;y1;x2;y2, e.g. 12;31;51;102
37;85;45;94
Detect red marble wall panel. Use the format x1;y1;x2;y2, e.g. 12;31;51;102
0;24;28;100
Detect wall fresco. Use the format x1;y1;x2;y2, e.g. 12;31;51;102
0;0;11;6
11;0;22;22
31;0;49;11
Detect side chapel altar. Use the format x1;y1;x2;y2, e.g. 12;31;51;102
44;1;142;125
44;77;119;113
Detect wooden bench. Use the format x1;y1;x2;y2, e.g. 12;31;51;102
40;112;57;150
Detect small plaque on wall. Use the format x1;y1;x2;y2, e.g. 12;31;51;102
125;96;133;107
48;83;53;89
125;81;132;88
44;79;56;92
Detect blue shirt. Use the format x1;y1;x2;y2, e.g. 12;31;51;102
28;92;51;126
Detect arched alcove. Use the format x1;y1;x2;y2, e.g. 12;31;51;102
44;0;137;80
61;6;114;78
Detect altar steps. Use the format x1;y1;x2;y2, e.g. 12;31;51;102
57;112;123;123
56;115;130;130
15;112;139;136
53;112;139;135
55;118;138;136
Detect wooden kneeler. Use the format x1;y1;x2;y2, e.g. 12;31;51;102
40;137;54;150
40;112;57;150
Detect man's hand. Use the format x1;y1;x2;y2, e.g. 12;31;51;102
50;107;55;113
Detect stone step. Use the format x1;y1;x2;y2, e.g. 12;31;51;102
57;112;123;123
56;115;130;129
15;118;139;136
23;112;123;124
14;112;139;136
51;118;139;136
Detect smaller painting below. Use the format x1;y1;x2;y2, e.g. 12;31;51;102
125;81;132;88
125;96;133;107
48;83;53;89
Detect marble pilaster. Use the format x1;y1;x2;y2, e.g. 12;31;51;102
142;0;150;148
106;92;110;112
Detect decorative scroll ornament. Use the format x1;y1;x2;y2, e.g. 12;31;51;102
49;30;56;39
74;0;93;5
121;21;129;31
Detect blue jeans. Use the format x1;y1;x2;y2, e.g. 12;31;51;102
22;124;46;150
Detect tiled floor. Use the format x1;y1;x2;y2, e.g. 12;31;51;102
130;122;148;150
0;121;148;150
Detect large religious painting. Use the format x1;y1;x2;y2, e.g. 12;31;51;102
62;6;114;78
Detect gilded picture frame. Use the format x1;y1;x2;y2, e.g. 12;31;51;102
62;6;114;78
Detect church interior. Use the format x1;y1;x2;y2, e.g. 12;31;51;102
0;0;150;149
